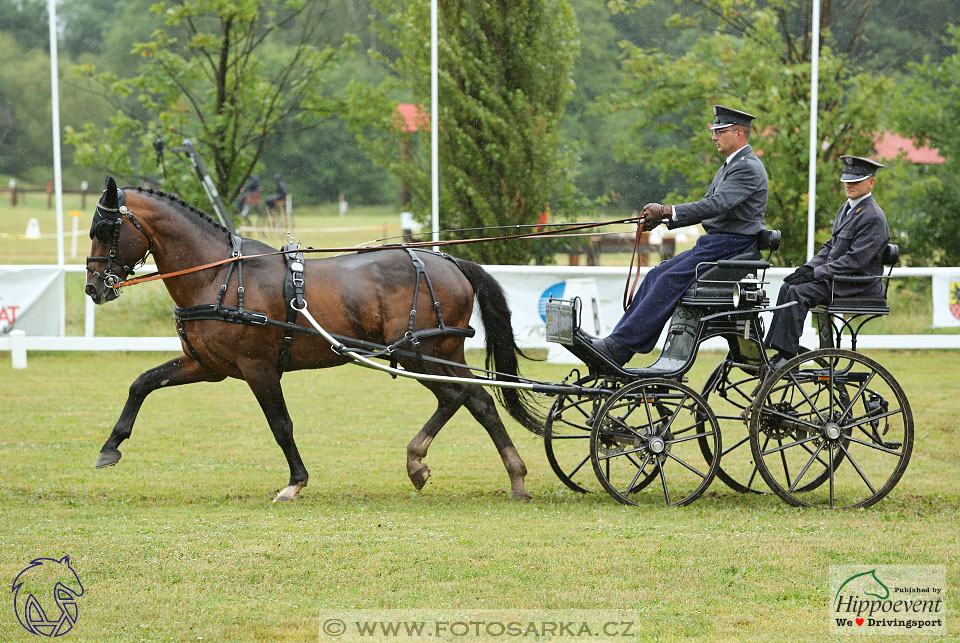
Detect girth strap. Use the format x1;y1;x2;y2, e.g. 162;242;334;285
278;241;306;375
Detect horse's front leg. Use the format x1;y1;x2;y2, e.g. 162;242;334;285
239;362;308;502
96;354;224;468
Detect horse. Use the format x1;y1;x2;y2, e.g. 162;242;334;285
84;177;545;502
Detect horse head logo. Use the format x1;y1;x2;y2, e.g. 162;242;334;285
835;568;890;602
12;556;84;637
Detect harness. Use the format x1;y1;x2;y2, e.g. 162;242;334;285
86;189;154;289
173;241;474;376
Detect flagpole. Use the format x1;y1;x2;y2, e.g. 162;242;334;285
806;0;821;261
430;0;439;251
48;0;66;337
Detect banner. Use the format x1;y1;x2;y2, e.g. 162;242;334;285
931;273;960;327
0;267;65;336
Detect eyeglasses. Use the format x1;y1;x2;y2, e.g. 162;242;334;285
711;127;737;138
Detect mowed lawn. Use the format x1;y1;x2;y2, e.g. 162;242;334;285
1;349;957;641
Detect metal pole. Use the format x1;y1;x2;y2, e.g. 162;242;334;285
430;0;440;251
806;0;821;262
48;0;65;337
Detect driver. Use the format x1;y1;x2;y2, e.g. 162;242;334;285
589;105;769;366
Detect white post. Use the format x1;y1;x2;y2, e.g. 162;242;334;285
84;295;96;337
10;330;27;369
806;0;821;262
70;211;80;258
430;0;440;251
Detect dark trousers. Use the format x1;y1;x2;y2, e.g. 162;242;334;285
764;281;833;355
610;233;757;354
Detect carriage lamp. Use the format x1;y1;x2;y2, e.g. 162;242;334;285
732;274;764;309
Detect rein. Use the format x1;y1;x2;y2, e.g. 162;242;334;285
112;215;650;290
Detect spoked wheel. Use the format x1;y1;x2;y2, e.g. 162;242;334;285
749;349;913;508
591;378;720;506
700;353;842;495
544;375;617;493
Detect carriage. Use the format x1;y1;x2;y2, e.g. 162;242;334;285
84;178;912;508
542;230;912;508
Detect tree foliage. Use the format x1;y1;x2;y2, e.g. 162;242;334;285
65;0;353;216
607;0;893;265
889;25;960;266
344;0;580;264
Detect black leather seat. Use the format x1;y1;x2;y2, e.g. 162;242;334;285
680;230;780;306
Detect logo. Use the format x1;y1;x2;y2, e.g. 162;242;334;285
538;282;566;322
830;565;945;635
12;556;84;637
950;282;960;321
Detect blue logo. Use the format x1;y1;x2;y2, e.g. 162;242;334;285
538;282;566;322
12;556;83;637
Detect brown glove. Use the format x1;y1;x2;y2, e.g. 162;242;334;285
641;203;670;231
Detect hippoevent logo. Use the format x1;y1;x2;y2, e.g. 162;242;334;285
538;282;566;322
12;556;84;637
830;565;945;635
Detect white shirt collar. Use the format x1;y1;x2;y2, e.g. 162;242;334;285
847;192;872;210
725;144;749;165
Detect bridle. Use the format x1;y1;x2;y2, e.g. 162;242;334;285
86;188;155;294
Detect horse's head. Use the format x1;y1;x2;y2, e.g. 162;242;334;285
85;176;154;304
12;555;84;636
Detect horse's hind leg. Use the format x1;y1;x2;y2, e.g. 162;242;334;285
463;388;531;500
239;364;308;502
96;354;224;468
407;384;469;491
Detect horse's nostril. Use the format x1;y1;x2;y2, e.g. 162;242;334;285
85;285;97;297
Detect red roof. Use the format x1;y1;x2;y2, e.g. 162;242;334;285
395;103;428;133
874;132;944;164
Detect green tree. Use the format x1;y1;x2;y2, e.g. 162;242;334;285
344;0;580;264
889;25;960;266
65;0;354;216
606;0;894;265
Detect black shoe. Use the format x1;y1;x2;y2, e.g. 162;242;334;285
768;353;795;372
590;336;634;367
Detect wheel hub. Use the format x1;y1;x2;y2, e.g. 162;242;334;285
822;421;842;441
647;436;665;454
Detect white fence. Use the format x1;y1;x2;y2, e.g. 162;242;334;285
1;264;959;365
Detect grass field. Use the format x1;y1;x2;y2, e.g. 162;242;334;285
1;349;957;641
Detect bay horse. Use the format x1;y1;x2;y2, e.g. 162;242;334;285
84;177;545;502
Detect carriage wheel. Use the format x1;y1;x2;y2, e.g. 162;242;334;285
699;354;844;495
749;349;913;509
544;375;624;493
590;378;720;506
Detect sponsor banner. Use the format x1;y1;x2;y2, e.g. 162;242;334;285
932;272;960;327
0;267;65;336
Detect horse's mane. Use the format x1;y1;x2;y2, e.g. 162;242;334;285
134;186;233;240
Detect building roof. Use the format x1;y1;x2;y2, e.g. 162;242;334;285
874;132;944;164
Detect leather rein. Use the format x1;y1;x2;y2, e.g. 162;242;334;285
108;214;651;292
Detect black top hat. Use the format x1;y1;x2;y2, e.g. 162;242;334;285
840;155;884;182
709;105;757;130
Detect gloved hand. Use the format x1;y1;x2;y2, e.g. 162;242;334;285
783;264;815;285
641;203;670;231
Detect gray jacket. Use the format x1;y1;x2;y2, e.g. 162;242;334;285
808;195;890;296
670;145;768;236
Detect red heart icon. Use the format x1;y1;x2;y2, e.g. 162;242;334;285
856;618;864;626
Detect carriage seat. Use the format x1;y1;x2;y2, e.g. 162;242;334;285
811;243;898;315
679;230;780;307
810;244;898;351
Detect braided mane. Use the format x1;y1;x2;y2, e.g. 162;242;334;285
134;186;233;239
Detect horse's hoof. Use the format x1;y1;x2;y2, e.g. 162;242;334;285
96;451;122;469
408;463;431;491
272;481;307;503
509;490;533;501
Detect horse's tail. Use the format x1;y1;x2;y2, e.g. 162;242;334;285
455;259;546;436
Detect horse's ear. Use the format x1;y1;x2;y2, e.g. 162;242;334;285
59;555;71;565
103;176;119;209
